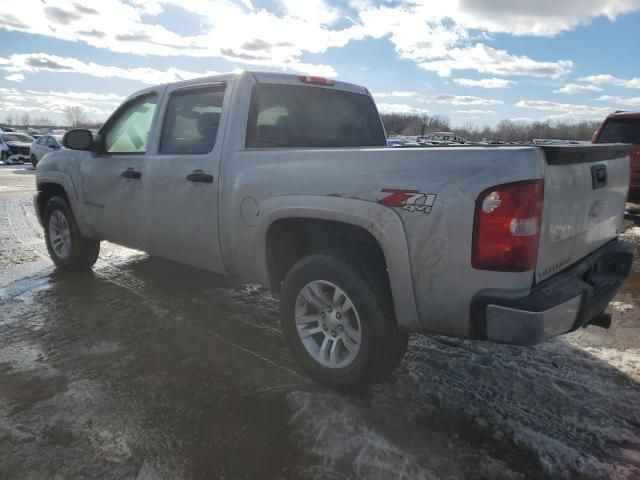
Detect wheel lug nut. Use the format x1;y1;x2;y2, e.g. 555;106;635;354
338;325;344;332
322;324;328;331
331;330;337;337
320;312;326;319
327;307;332;313
336;312;342;319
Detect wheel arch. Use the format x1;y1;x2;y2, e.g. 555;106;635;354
36;173;91;237
255;196;420;330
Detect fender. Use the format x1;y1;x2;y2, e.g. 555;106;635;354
254;195;421;330
36;171;93;238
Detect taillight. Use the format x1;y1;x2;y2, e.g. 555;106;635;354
472;180;544;272
297;75;334;86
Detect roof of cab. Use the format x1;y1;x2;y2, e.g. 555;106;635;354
157;70;370;96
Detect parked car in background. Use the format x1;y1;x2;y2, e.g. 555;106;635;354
418;132;465;145
0;132;34;164
1;127;15;132
593;111;640;198
30;135;64;167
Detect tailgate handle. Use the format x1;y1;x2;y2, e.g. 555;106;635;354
591;165;607;190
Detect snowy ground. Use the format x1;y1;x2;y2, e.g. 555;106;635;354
1;164;639;480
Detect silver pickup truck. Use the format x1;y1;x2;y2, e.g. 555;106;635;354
34;71;635;390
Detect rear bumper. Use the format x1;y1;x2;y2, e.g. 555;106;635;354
471;239;635;346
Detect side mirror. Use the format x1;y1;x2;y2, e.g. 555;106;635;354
63;129;95;151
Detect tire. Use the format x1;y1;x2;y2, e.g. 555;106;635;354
280;253;407;391
31;154;37;168
43;196;100;271
1;150;8;163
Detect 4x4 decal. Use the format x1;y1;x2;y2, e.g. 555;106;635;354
379;189;437;214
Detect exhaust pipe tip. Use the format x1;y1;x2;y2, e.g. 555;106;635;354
589;312;612;330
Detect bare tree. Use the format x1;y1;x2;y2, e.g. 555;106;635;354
32;116;54;127
4;113;15;127
64;106;89;128
20;114;31;130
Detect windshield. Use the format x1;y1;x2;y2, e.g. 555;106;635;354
597;118;640;144
1;133;34;143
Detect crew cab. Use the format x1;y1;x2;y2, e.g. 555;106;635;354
33;71;635;390
593;111;640;198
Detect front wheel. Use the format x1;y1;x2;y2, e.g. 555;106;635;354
280;254;407;391
43;196;100;271
31;154;37;168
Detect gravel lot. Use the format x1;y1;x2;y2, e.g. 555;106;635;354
1;164;640;480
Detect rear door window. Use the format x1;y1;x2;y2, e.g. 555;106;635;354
246;84;386;148
159;86;225;155
598;118;640;144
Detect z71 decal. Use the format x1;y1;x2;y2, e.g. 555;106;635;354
379;189;437;214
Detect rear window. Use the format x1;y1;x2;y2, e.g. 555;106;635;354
597;118;640;144
246;84;385;148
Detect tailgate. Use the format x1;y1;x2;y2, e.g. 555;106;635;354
536;144;631;283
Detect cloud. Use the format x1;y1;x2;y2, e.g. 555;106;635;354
431;94;502;106
44;6;83;25
0;0;637;82
516;99;612;120
373;91;425;101
450;0;640;36
594;95;640;106
373;91;502;105
418;44;572;78
554;84;603;94
455;109;495;114
0;0;341;77
454;78;517;88
0;87;125;118
5;73;24;82
376;103;429;114
0;53;221;84
578;74;640;89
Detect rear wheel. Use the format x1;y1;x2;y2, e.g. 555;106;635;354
43;196;100;271
1;151;9;164
31;154;37;168
280;254;407;391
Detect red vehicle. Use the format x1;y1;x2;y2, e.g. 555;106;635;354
593;111;640;198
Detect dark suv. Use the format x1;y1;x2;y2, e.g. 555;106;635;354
593;111;640;198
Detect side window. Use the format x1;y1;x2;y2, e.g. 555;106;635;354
104;94;158;154
46;137;56;148
159;87;225;155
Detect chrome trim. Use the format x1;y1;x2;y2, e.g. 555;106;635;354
486;295;582;344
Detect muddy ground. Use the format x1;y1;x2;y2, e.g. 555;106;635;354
1;164;640;480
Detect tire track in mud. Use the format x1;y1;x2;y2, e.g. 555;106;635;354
392;335;640;480
2;170;640;479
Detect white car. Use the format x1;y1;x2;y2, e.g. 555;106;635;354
30;134;64;167
0;132;34;164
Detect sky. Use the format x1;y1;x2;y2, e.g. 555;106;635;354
1;0;640;127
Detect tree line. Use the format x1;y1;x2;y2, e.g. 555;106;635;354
381;113;602;142
3;106;102;130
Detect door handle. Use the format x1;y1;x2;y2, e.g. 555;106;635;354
121;168;141;179
186;169;214;183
